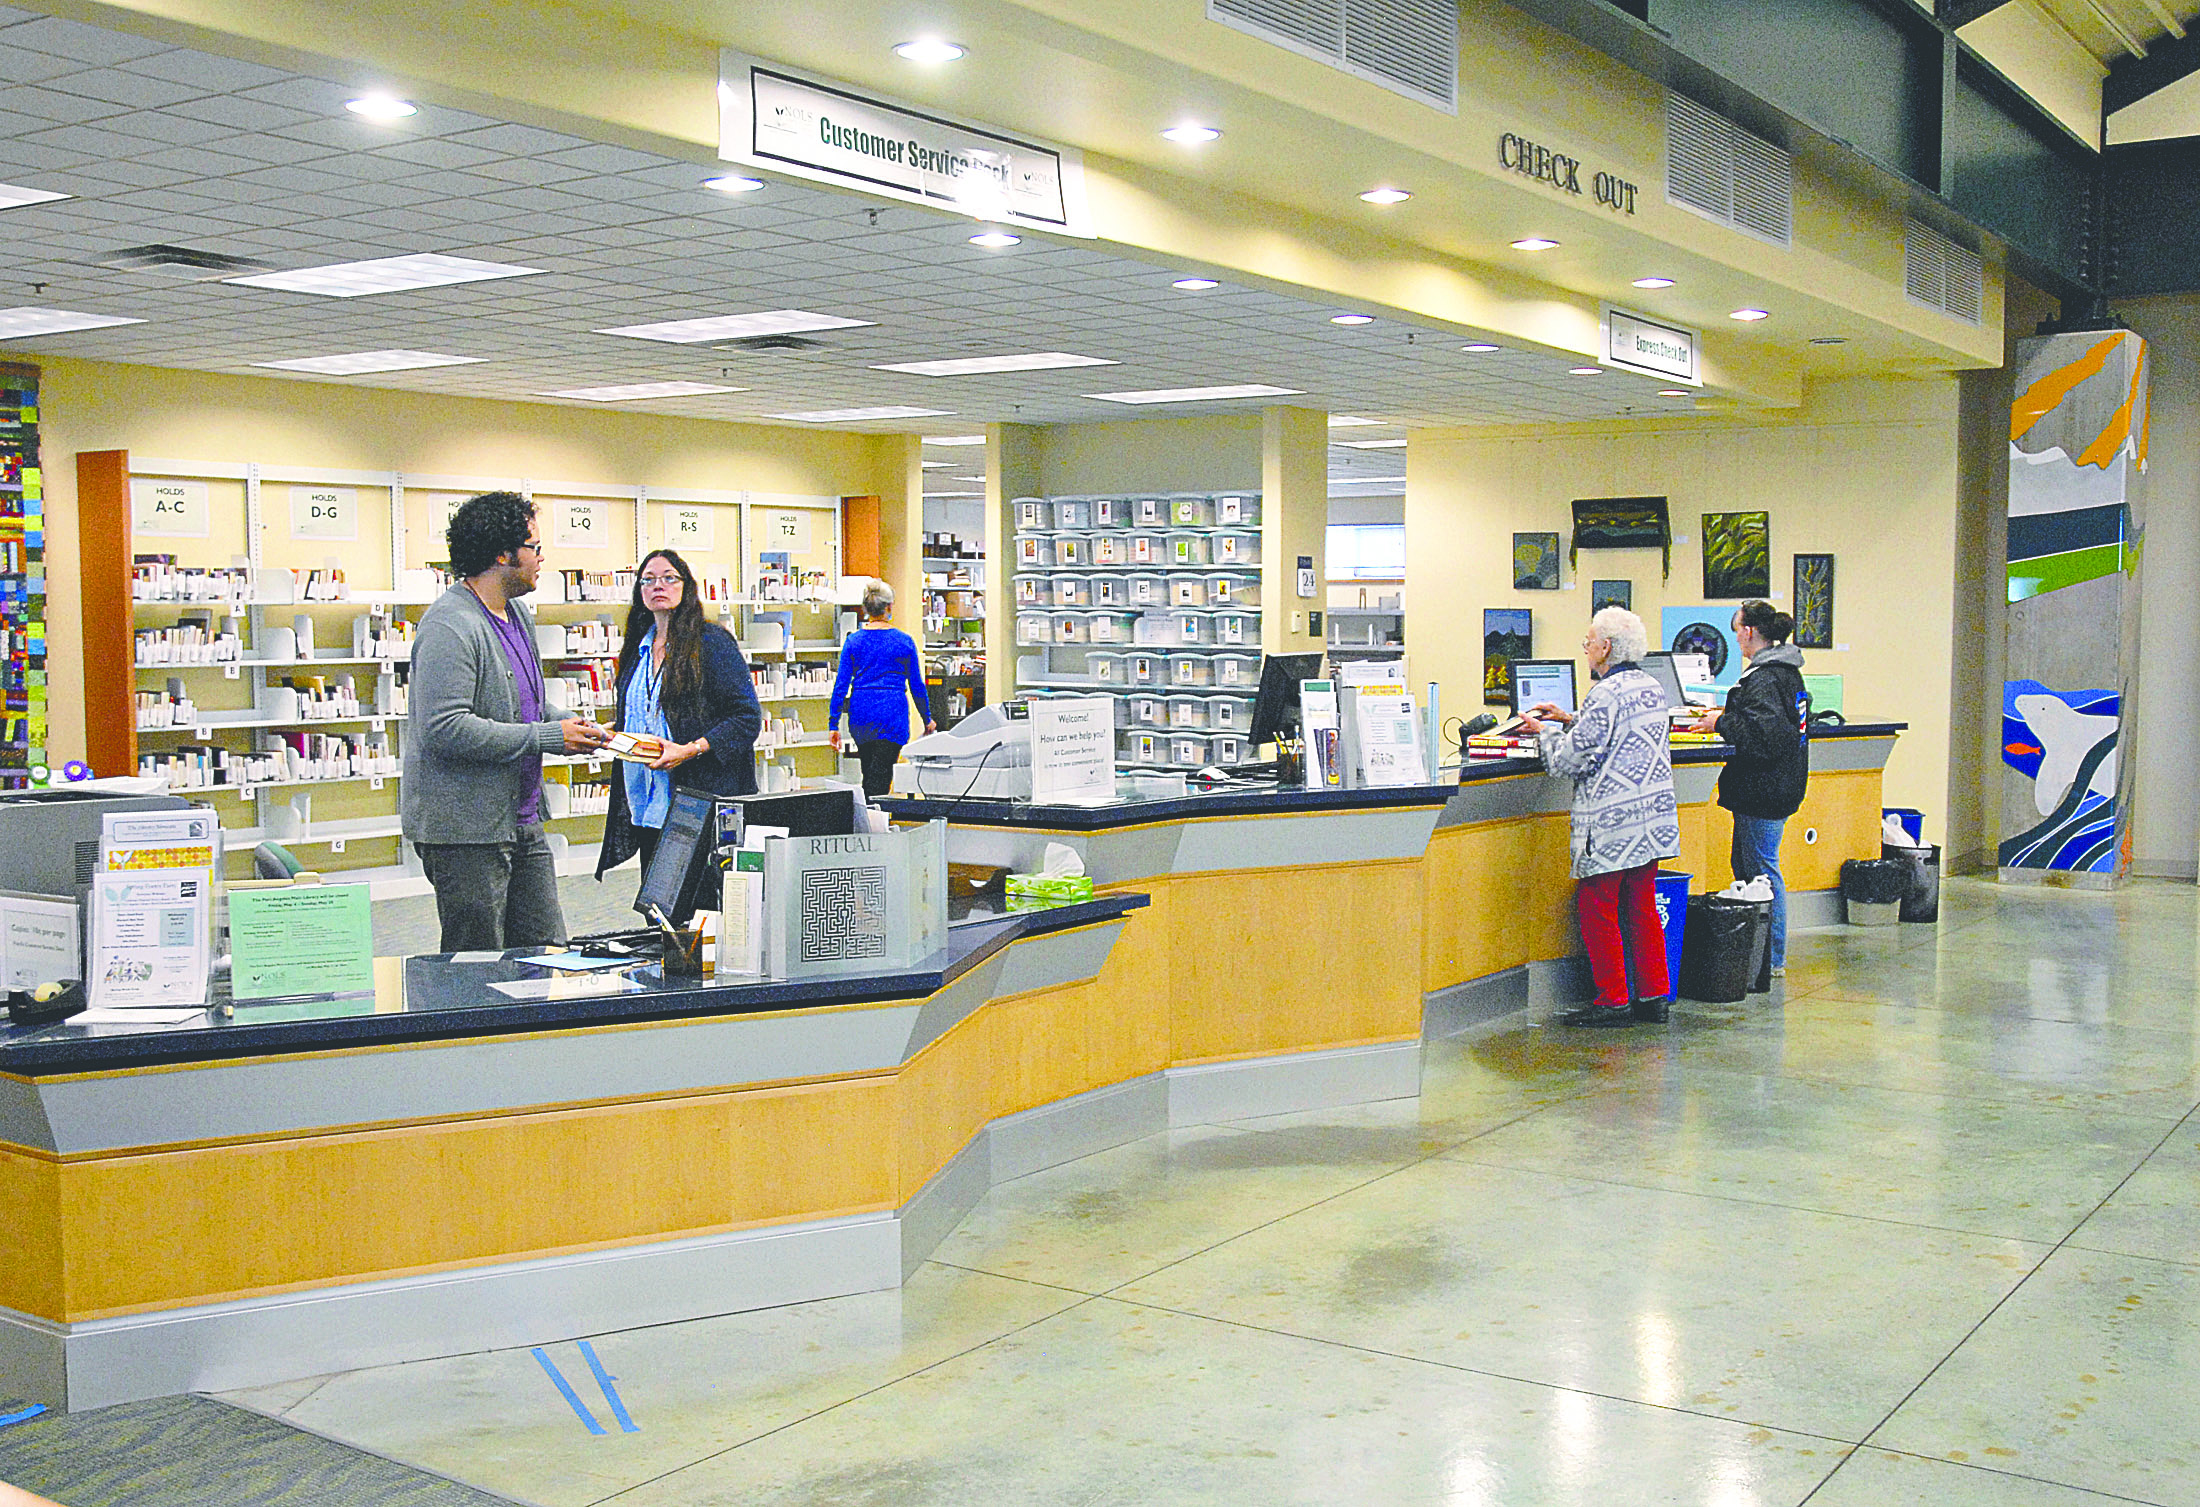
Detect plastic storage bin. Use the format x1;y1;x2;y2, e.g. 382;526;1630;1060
1088;650;1129;686
1054;535;1089;568
1093;496;1132;529
1052;611;1088;644
1016;611;1053;646
1134;496;1170;526
1206;572;1259;606
1051;573;1092;608
1091;573;1128;607
1169;730;1210;767
1213;493;1261;526
1213;651;1260;689
1085;608;1140;645
1205;693;1250;731
1211;529;1260;565
1169;495;1216;527
1207;731;1246;765
1126;730;1167;765
1166;531;1211;567
1168;651;1216;687
1127;532;1164;566
1126;572;1169;607
1211;609;1257;647
1128;692;1168;726
1014;573;1048;607
1053;497;1093;530
1092;535;1129;567
1126;652;1165;686
1015;498;1053;531
1167;693;1210;729
1169;575;1206;607
1015;534;1055;568
1169;609;1217;645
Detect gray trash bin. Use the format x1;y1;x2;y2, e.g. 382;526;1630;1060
1882;842;1941;923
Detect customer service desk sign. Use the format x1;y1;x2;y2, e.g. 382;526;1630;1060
720;51;1093;236
1031;696;1116;804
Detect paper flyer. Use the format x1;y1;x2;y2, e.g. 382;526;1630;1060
1353;691;1428;788
0;890;80;989
228;884;375;1000
1300;680;1341;789
100;808;221;872
88;868;211;1008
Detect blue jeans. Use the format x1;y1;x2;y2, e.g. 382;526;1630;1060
1730;813;1788;967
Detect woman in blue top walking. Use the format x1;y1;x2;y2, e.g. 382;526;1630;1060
828;582;934;797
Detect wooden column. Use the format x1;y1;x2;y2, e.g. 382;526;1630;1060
75;449;133;779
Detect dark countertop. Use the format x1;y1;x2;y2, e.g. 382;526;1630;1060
880;721;1908;832
0;892;1149;1077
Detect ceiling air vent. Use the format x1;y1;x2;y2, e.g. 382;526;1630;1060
719;334;829;352
1905;220;1984;325
1207;0;1457;111
1666;94;1792;247
86;244;274;280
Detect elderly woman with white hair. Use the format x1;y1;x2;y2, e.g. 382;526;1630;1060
827;581;935;797
1517;606;1682;1027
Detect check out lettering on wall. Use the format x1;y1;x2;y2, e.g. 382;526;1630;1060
1498;133;1637;215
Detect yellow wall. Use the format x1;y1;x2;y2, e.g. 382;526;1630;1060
36;357;906;763
1408;376;1961;844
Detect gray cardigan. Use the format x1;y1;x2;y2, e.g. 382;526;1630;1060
399;584;570;846
1537;664;1681;879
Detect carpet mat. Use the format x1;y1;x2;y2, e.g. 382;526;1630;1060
0;1395;521;1507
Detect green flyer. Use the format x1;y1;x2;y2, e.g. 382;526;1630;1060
229;884;375;1001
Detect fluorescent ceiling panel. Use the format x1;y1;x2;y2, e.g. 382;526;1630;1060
225;253;545;298
926;490;985;497
253;350;485;375
0;307;144;338
1341;438;1408;448
921;435;987;446
1327;415;1385;427
1086;383;1302;404
769;405;953;422
541;381;747;402
598;310;874;344
872;352;1117;376
0;184;70;211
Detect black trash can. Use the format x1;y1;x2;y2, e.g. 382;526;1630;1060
1678;896;1759;1003
1841;857;1908;926
1882;842;1941;923
1742;898;1774;992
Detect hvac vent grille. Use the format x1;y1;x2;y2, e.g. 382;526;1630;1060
1208;0;1457;111
1666;94;1792;247
1905;220;1984;324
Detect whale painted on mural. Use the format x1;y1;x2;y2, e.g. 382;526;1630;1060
2000;680;2120;873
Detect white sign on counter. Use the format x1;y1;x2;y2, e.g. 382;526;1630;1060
1030;695;1116;804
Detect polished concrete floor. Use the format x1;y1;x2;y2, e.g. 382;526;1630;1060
219;877;2200;1506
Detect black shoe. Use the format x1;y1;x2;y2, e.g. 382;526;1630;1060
1631;997;1672;1024
1559;1005;1636;1027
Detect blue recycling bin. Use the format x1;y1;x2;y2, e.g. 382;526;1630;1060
1882;807;1925;844
1654;869;1691;993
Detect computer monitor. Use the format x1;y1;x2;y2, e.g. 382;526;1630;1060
634;791;721;927
1640;651;1685;709
728;787;859;838
1247;652;1326;748
1509;658;1579;717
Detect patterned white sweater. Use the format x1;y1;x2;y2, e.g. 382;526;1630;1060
1536;665;1682;879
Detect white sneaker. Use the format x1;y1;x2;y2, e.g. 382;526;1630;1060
1771;965;1787;978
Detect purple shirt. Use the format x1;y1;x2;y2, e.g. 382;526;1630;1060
473;590;546;825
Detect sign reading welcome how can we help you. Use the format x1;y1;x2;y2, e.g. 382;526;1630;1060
720;51;1092;236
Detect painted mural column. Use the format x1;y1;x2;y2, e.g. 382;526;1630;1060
1999;330;2149;885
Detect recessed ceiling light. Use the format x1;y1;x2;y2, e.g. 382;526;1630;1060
1161;123;1222;144
1086;383;1303;405
1359;188;1412;205
769;406;954;422
1632;276;1676;289
542;381;746;402
1171;277;1220;290
922;434;987;446
893;38;967;63
702;175;765;194
1330;314;1375;326
1328;415;1385;427
1460;343;1502;353
1568;366;1602;375
0;183;70;211
1809;336;1848;345
344;93;416;121
597;310;874;343
968;230;1021;248
1658;389;1692;397
873;352;1117;376
1730;308;1770;321
0;306;143;339
1341;438;1408;449
253;349;484;375
225;253;542;298
1511;237;1560;252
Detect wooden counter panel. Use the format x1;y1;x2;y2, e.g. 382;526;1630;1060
1524;814;1587;964
1421;820;1531;992
0;1144;63;1322
1694;768;1883;895
1168;859;1424;1064
52;1077;899;1320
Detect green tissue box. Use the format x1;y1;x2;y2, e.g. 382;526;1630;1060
1005;873;1094;902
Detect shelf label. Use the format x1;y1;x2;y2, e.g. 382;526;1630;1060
370;717;385;733
131;478;211;538
223;663;240;680
369;776;385;791
329;837;347;854
554;499;608;550
194;724;212;741
290;484;359;541
663;503;716;551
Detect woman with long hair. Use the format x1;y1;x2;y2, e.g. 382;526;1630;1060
595;549;763;882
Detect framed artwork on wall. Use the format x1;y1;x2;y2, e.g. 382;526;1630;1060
1701;511;1770;598
1484;607;1532;704
1513;531;1560;590
1591;579;1631;613
1571;495;1671;578
1793;553;1835;648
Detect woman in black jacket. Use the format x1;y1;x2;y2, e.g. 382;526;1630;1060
595;549;763;883
1691;599;1809;975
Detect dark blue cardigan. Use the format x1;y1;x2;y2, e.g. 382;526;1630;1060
594;622;763;878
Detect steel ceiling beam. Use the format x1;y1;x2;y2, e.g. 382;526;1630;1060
1941;0;2020;29
2105;21;2200;108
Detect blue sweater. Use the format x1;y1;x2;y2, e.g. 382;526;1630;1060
830;626;930;744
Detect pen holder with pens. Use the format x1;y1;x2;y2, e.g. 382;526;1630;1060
659;926;706;978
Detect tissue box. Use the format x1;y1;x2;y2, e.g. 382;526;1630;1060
1005;874;1095;902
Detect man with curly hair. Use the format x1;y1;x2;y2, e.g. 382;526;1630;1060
401;491;609;951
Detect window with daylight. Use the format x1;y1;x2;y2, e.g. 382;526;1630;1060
1326;524;1406;579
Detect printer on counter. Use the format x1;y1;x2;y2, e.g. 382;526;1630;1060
891;701;1033;801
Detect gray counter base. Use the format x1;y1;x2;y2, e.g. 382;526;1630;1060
5;1036;1422;1414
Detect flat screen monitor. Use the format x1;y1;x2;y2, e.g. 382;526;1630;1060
730;787;858;838
1510;659;1579;717
1247;652;1326;749
635;791;719;927
1640;651;1685;709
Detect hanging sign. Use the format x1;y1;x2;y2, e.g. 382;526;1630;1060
1602;306;1700;386
554;499;609;549
663;504;716;552
720;51;1092;235
759;508;813;555
290;484;358;541
131;478;210;538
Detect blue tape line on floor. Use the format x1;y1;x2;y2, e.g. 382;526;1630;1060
531;1348;606;1436
576;1340;640;1434
0;1404;46;1428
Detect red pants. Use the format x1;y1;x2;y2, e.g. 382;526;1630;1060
1576;862;1671;1010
